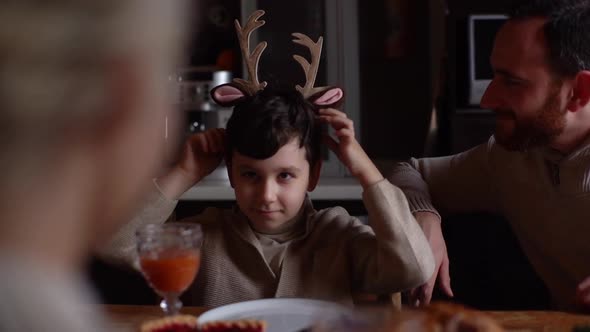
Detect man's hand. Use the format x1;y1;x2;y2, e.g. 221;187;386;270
407;211;454;306
575;276;590;312
318;108;383;189
157;128;225;200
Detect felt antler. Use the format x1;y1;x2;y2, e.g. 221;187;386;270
292;33;326;98
292;32;343;107
233;10;268;95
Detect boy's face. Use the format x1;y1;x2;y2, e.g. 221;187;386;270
230;139;319;233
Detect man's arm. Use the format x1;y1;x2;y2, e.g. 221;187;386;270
388;138;499;216
387;138;499;305
407;211;453;305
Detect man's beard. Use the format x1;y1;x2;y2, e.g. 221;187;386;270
494;89;566;151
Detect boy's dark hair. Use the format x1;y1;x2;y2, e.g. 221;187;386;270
509;0;590;77
224;87;322;167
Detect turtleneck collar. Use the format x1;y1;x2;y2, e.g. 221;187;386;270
537;134;590;163
228;197;316;244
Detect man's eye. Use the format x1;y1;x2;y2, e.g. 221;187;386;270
503;77;523;86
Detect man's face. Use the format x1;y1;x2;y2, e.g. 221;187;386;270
230;139;316;233
480;17;569;151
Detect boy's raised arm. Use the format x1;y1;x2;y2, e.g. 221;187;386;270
317;108;382;189
319;107;435;291
97;128;225;265
157;128;226;200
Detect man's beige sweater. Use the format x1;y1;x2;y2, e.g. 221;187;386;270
388;136;590;311
101;179;435;307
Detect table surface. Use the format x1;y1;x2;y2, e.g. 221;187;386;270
104;304;590;332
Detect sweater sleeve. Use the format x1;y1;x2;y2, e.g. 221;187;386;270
387;137;499;218
96;180;178;267
350;179;436;293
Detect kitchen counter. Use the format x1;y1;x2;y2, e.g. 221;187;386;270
180;177;363;201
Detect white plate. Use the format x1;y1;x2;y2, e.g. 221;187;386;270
197;298;353;332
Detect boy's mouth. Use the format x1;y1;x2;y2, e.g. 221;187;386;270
257;209;278;213
254;208;281;215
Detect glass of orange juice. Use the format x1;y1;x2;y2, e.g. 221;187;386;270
136;223;202;315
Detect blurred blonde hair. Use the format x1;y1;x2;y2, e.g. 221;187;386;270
0;0;188;185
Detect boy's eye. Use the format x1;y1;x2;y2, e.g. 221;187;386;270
241;171;257;179
278;172;294;181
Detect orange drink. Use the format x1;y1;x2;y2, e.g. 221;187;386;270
140;249;201;294
140;249;201;293
136;223;203;315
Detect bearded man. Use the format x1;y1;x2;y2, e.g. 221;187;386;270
388;0;590;313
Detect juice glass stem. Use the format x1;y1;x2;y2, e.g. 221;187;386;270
160;293;182;315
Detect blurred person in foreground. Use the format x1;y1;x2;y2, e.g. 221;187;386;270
0;0;187;330
388;0;590;312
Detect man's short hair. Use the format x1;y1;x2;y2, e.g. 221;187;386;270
510;0;590;77
225;88;322;167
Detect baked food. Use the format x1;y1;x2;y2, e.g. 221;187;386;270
139;315;198;332
199;320;266;332
139;316;266;332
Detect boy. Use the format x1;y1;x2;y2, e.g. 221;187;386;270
103;86;434;307
102;11;434;307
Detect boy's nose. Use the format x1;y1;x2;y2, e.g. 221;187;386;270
259;180;277;203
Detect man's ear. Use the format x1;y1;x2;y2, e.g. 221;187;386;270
567;70;590;112
307;159;322;191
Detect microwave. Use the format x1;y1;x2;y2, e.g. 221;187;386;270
467;14;508;106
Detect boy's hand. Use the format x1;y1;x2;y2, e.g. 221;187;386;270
157;128;225;200
318;108;383;189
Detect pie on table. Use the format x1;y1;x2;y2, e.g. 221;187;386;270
139;315;266;332
140;315;198;332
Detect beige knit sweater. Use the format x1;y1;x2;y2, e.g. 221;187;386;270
388;136;590;311
101;179;435;307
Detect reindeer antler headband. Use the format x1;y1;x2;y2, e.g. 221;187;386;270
232;10;267;96
211;10;343;108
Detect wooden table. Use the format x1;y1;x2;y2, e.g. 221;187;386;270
105;304;590;332
106;305;206;331
487;310;590;331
